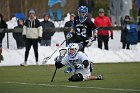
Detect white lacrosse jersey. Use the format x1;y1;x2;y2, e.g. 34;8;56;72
61;51;91;80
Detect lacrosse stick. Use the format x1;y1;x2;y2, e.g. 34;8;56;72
51;48;67;82
51;67;58;82
42;39;66;64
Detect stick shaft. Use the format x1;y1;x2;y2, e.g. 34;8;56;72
51;67;58;82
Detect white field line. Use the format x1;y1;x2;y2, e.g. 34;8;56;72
2;82;140;92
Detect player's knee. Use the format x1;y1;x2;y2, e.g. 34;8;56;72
68;73;84;82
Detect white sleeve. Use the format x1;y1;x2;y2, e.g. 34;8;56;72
38;26;43;37
78;52;89;62
22;26;27;35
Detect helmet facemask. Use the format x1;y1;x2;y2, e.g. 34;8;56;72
78;6;88;23
67;43;79;58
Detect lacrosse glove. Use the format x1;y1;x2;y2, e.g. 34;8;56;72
110;34;113;39
38;37;42;43
86;37;95;47
23;35;26;42
54;56;64;68
74;64;84;69
0;54;4;62
66;33;73;39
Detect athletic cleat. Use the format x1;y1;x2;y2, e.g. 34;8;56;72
36;62;39;66
20;63;28;66
64;67;72;73
97;75;103;80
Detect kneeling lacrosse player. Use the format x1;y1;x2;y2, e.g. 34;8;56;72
55;43;103;82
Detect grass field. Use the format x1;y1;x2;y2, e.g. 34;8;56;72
0;62;140;93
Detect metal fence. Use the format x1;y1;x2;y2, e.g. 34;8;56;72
1;26;139;48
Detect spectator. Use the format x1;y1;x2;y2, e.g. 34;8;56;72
137;17;140;42
13;19;25;49
121;15;131;49
41;13;55;46
94;8;113;50
21;9;43;66
64;13;75;46
0;13;7;62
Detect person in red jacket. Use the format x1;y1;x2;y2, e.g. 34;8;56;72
94;8;113;50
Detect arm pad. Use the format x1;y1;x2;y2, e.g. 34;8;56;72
83;60;89;68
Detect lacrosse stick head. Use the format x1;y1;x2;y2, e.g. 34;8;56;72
42;49;67;65
59;48;67;57
42;56;51;65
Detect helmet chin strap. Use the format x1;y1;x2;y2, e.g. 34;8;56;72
79;16;87;23
68;48;78;58
69;52;77;58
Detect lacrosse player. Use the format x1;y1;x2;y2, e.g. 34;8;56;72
66;6;97;52
55;43;103;82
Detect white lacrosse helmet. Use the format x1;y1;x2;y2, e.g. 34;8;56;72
67;43;79;58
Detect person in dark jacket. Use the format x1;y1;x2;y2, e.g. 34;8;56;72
41;13;55;46
121;15;131;49
137;17;140;42
0;13;7;62
13;19;25;49
64;13;75;46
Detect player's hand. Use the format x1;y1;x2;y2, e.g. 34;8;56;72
86;37;95;47
66;33;73;39
38;37;42;43
0;54;4;62
54;56;64;68
94;35;97;41
110;34;113;39
54;56;62;63
74;64;84;69
23;35;26;41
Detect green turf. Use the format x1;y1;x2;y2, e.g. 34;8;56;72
0;62;140;93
